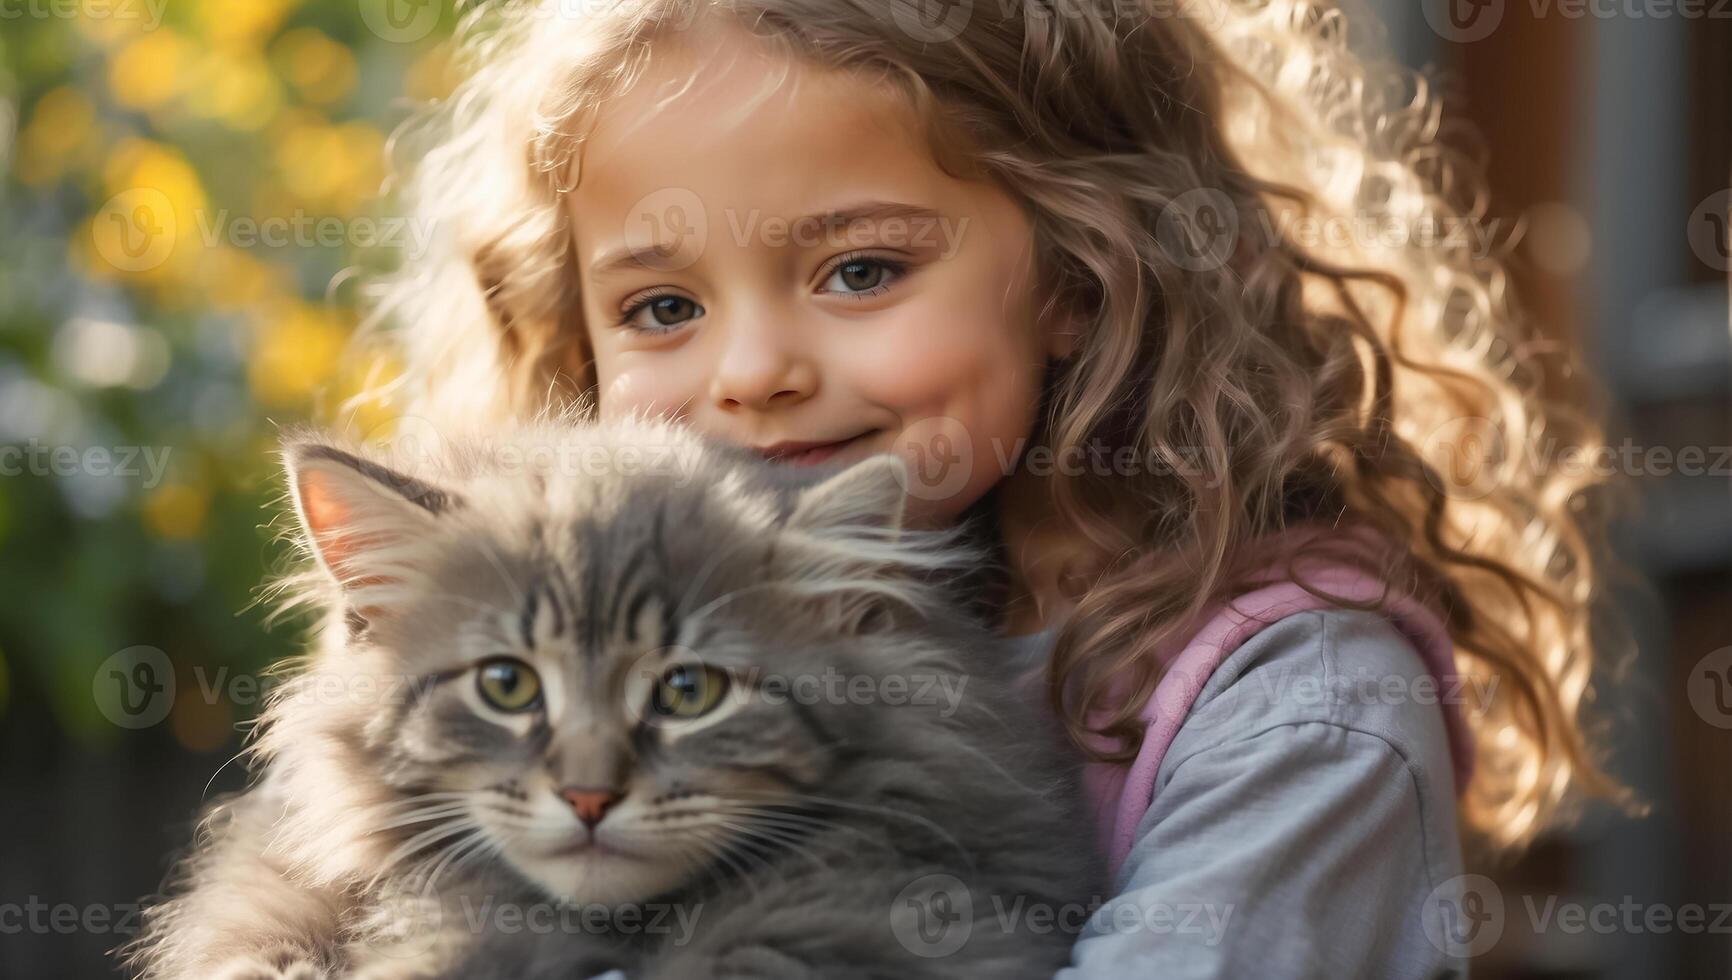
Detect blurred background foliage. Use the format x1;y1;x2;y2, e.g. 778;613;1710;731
0;0;459;749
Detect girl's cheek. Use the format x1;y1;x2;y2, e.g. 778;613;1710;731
843;294;1042;419
596;362;686;422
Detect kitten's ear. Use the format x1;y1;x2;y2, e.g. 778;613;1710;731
785;453;908;535
284;441;459;599
779;454;914;636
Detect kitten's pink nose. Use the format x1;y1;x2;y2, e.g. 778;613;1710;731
558;787;622;828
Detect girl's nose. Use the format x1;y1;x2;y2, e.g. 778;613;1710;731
708;320;818;413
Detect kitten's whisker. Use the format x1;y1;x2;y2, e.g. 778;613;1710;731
720;831;804;894
200;747;253;802
373;791;478;813
440;835;504;892
727;790;976;874
653;802;890;859
708;804;846;834
684;826;764;904
423;828;491;892
398;826;484;894
469;800;555;830
475;813;549;833
375;818;482;879
710;805;888;848
373;804;476;831
663;828;735;897
712;818;828;878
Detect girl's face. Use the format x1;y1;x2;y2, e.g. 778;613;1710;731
569;25;1067;526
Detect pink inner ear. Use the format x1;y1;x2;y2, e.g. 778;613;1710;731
298;466;395;592
299;468;358;575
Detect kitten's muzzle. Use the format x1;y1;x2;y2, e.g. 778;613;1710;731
559;787;624;828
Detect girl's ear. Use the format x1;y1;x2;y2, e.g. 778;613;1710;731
284;441;460;602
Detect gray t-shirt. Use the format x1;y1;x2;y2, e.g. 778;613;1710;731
999;607;1468;979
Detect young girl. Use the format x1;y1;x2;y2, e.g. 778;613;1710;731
360;0;1631;971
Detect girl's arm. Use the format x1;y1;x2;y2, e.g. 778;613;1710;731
1057;608;1467;978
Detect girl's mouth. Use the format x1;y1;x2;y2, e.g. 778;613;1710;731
756;429;882;466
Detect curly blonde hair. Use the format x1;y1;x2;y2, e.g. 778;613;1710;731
360;0;1633;850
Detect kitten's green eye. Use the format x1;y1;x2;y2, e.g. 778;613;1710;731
651;664;729;719
477;658;542;712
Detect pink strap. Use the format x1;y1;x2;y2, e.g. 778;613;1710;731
1078;562;1476;876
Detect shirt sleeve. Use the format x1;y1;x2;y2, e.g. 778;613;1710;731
1056;608;1469;980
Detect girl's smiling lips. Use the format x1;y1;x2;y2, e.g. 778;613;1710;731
755;429;882;465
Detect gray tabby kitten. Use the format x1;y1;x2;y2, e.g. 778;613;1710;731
125;418;1099;980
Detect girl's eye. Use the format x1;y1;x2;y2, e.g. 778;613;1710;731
619;293;704;333
477;658;542;712
650;664;730;719
819;255;906;297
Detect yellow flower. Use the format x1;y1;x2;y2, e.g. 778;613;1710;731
197;0;295;50
74;4;156;49
142;483;209;540
333;123;385;213
85;141;208;284
271;116;384;213
273;114;347;206
184;50;284;131
202;248;284;312
404;42;461;102
249;304;349;407
108;30;193;110
15;87;95;187
274;28;358;107
104;139;198;195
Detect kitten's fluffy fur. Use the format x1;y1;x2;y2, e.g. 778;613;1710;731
125;419;1099;979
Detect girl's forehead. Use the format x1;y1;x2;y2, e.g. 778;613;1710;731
566;25;945;246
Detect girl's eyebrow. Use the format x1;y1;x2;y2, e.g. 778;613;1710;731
807;200;945;232
587;199;945;278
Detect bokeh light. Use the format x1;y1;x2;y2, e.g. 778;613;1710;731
0;0;454;742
